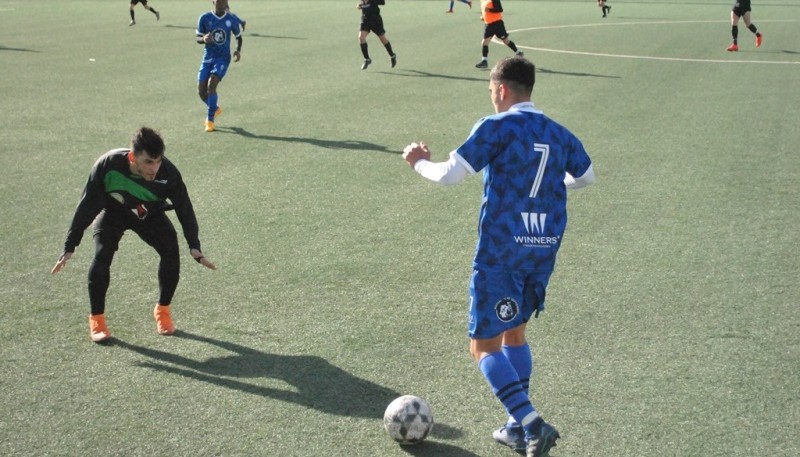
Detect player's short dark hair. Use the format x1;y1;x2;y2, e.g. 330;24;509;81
490;56;535;95
131;127;165;158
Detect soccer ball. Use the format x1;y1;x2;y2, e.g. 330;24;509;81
383;395;434;445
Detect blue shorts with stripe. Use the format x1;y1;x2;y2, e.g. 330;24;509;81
197;58;230;82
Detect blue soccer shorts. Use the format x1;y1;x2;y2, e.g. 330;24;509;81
197;58;230;82
467;267;552;339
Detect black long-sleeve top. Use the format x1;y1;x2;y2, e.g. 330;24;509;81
63;148;201;253
360;0;385;19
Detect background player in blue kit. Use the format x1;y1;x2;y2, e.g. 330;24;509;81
446;0;472;14
196;0;243;132
402;57;595;457
129;0;159;26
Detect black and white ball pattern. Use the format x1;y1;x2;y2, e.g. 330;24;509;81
383;395;434;445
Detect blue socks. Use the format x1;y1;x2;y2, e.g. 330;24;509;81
479;351;539;431
207;93;218;121
502;343;532;426
503;343;532;395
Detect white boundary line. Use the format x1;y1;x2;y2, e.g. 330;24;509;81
506;20;800;65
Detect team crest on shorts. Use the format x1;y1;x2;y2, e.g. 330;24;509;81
495;298;519;322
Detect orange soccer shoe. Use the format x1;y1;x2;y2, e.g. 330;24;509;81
755;33;763;48
154;304;176;335
214;106;222;118
726;43;739;52
89;314;111;343
204;120;215;132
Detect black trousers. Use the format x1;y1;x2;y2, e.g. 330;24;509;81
88;210;180;314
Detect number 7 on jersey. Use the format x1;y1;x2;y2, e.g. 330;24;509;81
529;143;549;199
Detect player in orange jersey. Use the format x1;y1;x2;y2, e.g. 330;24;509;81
475;0;523;69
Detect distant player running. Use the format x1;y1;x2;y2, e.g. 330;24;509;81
357;0;397;70
597;0;611;18
129;0;159;26
196;0;243;132
475;0;523;69
727;0;763;52
446;0;472;14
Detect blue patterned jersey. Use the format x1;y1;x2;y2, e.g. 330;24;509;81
196;11;242;62
454;102;592;272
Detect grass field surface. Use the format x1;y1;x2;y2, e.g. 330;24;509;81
1;1;798;456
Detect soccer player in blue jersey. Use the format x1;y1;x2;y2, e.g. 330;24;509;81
129;0;159;26
196;0;243;132
446;0;472;13
402;57;595;457
727;0;763;52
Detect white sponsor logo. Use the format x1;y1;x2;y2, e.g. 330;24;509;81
521;212;546;234
516;212;559;247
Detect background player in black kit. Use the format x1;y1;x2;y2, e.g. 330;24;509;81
51;127;216;343
727;0;763;51
129;0;160;26
357;0;397;70
597;0;611;18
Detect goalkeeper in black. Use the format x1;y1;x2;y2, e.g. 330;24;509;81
51;127;216;343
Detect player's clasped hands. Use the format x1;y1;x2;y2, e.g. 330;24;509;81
402;142;431;167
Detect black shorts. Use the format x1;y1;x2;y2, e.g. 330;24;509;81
732;5;751;17
360;16;386;36
732;0;751;17
484;20;509;40
131;0;148;5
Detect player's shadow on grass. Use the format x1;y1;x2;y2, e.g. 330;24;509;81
112;331;399;418
386;67;615;80
0;45;40;53
538;67;620;79
379;69;486;82
247;33;306;40
162;25;304;40
399;440;482;457
217;126;401;154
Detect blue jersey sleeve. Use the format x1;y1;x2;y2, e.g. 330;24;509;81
196;13;207;35
455;117;502;174
564;134;592;179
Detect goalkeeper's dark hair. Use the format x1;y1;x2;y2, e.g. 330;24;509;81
131;127;165;158
490;56;535;96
